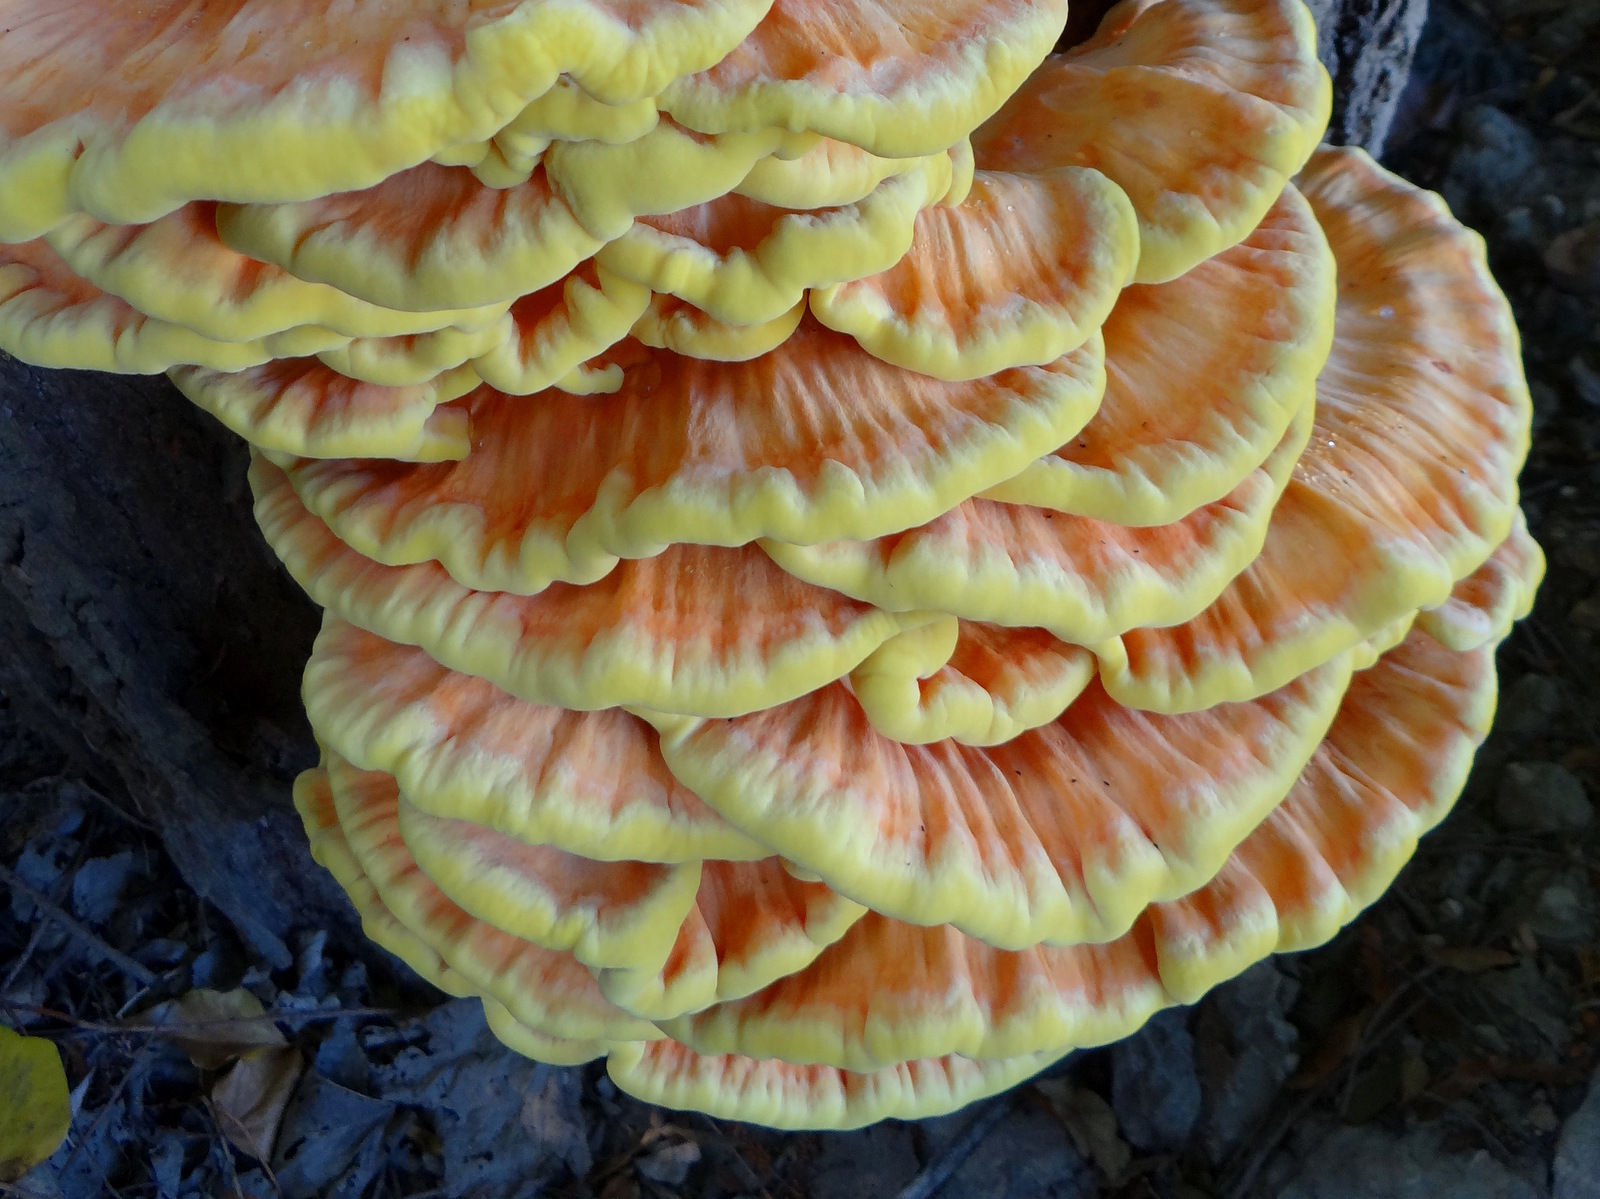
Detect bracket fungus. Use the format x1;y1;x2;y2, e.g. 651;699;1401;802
0;0;1543;1130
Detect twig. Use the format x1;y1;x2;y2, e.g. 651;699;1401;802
0;860;156;986
56;1042;156;1195
1337;971;1436;1117
205;1094;284;1197
693;1113;772;1199
1225;1084;1327;1199
1;919;48;995
206;1096;253;1199
894;1096;1014;1199
0;1181;55;1199
13;774;157;833
1226;970;1436;1199
3;1002;405;1037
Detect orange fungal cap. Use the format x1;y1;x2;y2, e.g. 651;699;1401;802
659;0;1070;156
251;455;929;718
0;0;772;238
973;0;1331;284
282;319;1105;596
1094;147;1532;714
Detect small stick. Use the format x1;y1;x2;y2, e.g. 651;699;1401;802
895;1096;1014;1199
0;861;156;986
3;1001;406;1037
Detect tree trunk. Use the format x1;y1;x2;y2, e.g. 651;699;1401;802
0;0;1429;965
0;354;347;968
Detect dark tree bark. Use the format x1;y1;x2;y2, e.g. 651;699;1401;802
1309;0;1430;155
0;0;1430;964
0;354;350;967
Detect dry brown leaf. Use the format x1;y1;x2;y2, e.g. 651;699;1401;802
1424;945;1517;973
133;988;286;1069
211;1045;303;1162
1288;1009;1370;1091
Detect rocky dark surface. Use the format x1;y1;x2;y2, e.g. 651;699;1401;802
4;1;1600;1196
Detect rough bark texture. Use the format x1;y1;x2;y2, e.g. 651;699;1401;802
0;354;349;966
1309;0;1430;155
0;0;1428;963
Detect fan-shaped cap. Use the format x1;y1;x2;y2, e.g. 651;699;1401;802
972;0;1330;284
169;360;477;463
468;264;652;395
607;1039;1057;1131
313;319;512;389
737;135;943;210
1148;625;1498;999
1416;509;1543;652
0;0;772;239
596;858;867;1020
659;0;1068;156
316;745;868;1029
982;184;1335;524
1094;147;1531;713
296;623;1509;1124
326;754;704;975
597;150;956;325
660;625;1500;1074
766;394;1310;645
303;765;619;1065
481;1000;611;1067
495;77;664;155
810;165;1139;381
325;756;662;1044
458;80;670;188
215;162;604;315
663;913;1167;1071
282;320;1105;595
631;293;805;360
0;237;349;373
293;768;532;1012
44;205;507;345
848;619;1096;747
658;648;1353;950
252;455;927;717
215;124;805;314
304;616;765;864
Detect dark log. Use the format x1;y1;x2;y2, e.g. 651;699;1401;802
0;354;347;967
1308;0;1430;155
0;0;1430;964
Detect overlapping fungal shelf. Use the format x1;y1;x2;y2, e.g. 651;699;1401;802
0;0;1542;1128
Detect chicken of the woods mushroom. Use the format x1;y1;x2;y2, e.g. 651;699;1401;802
0;0;1540;1130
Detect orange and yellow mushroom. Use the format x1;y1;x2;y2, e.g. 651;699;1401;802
0;0;1540;1129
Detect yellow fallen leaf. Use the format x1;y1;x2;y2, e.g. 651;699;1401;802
0;1025;71;1182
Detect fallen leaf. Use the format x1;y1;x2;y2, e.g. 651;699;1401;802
0;1025;71;1181
637;1139;701;1186
1424;945;1517;973
600;1176;641;1199
1288;1009;1369;1090
132;988;285;1069
212;1045;304;1161
1034;1079;1131;1183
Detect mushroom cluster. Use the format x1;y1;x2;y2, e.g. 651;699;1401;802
0;0;1542;1128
